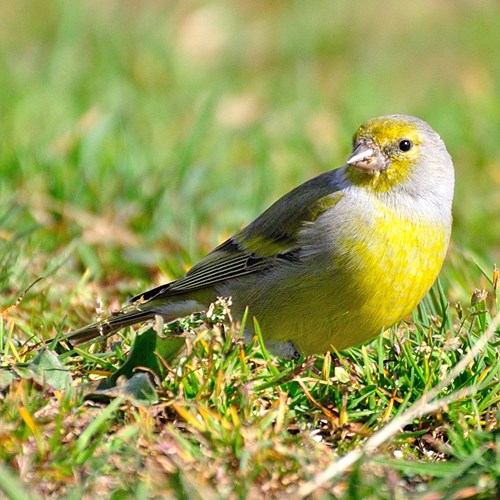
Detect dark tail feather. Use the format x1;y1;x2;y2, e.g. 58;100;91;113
61;306;156;346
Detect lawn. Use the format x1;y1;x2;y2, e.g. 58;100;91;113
1;1;499;498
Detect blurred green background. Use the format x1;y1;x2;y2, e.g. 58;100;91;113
1;0;499;298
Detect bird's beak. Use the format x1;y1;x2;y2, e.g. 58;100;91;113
347;143;387;173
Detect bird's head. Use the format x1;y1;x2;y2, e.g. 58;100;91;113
346;115;453;196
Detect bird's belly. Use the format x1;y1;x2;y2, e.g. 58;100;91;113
262;212;449;355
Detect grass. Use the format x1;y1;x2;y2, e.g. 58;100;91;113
1;1;499;498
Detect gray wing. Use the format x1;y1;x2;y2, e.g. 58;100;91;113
131;168;346;303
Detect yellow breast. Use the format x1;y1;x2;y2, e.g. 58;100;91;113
290;200;450;355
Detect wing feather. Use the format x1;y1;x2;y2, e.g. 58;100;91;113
130;169;345;304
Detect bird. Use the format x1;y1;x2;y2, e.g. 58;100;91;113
62;114;454;359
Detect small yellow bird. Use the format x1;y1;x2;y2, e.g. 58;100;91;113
65;115;454;358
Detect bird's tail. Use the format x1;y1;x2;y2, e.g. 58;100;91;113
60;304;157;346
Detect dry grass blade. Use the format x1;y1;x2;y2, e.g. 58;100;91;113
296;310;500;498
1;277;44;318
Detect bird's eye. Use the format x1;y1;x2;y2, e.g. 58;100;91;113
398;139;413;152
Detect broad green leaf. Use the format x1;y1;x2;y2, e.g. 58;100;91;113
26;349;72;390
97;327;186;390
